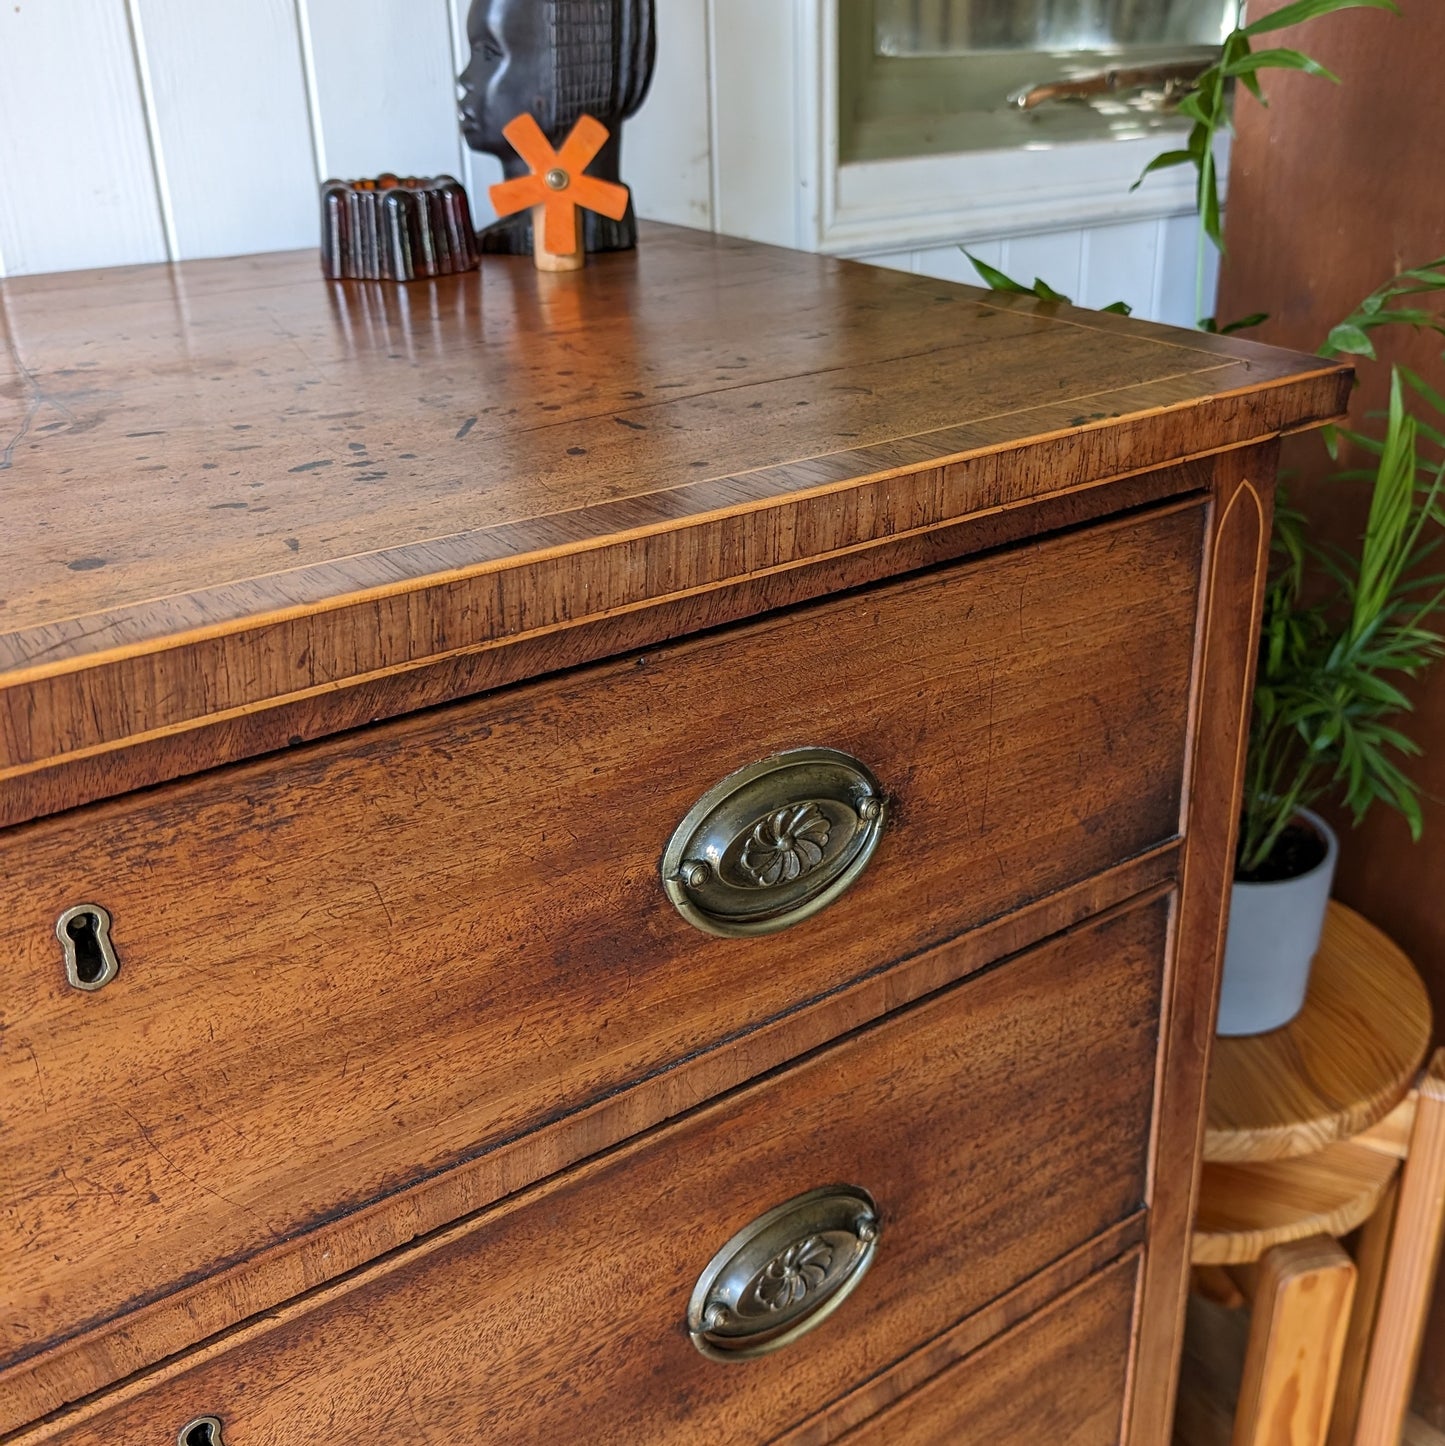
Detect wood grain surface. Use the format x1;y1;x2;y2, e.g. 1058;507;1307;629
0;459;1205;832
0;225;1349;799
1205;904;1432;1163
1214;1;1445;1416
832;1254;1141;1445
0;224;1346;1444
1329;1175;1401;1446
1193;1141;1399;1267
13;897;1169;1446
774;1220;1147;1446
1125;444;1279;1441
0;504;1200;1422
0;849;1181;1433
1352;1050;1445;1445
1232;1237;1358;1446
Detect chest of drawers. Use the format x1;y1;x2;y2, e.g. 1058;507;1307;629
0;226;1347;1443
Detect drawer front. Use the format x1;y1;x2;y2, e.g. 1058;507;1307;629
27;898;1167;1446
834;1254;1140;1445
1;503;1201;1370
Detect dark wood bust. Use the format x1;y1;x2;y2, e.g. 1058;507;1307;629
459;0;656;256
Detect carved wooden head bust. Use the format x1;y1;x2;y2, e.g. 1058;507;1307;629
460;0;657;255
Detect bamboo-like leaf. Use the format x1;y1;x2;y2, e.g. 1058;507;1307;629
1242;0;1397;38
1412;424;1445;458
1176;90;1213;125
1352;379;1417;633
1159;7;1445;868
962;252;1031;294
1348;673;1414;709
1199;151;1222;249
1399;261;1445;284
1371;723;1424;755
1100;301;1132;315
1130;149;1195;191
1322;322;1376;358
1369;306;1440;328
1225;47;1339;81
1221;29;1251;64
1400;366;1445;419
1321;259;1445;361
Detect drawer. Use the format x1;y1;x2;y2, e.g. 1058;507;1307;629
832;1254;1141;1445
1;502;1201;1376
23;897;1167;1446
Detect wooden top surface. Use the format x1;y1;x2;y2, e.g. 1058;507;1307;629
1192;1137;1399;1265
1205;903;1433;1163
0;222;1348;800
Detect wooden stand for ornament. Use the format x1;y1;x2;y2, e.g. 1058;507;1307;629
531;205;583;273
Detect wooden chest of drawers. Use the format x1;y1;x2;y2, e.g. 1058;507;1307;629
0;225;1347;1443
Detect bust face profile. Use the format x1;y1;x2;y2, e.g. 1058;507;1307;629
459;0;657;253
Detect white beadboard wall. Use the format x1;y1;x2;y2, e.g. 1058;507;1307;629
0;0;1215;327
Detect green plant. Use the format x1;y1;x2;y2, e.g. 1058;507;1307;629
964;0;1445;880
1133;0;1398;324
1241;370;1445;873
1238;255;1445;872
959;255;1132;313
968;0;1401;329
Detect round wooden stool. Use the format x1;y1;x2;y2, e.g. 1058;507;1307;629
1176;903;1443;1446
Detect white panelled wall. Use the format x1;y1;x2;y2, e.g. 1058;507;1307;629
0;0;1216;327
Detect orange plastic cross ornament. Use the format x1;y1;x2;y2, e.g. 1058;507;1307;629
488;113;630;272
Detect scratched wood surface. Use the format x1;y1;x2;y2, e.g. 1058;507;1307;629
0;224;1348;800
1;504;1199;1424
0;226;1349;1444
13;899;1167;1446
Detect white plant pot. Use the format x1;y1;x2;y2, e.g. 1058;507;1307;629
1217;808;1339;1037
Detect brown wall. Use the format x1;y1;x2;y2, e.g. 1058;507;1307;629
1216;0;1445;1418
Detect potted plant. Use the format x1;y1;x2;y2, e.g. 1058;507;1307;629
966;0;1445;1034
1219;369;1445;1032
1142;0;1445;1031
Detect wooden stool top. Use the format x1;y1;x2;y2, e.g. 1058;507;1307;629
1205;903;1431;1163
1193;1137;1398;1265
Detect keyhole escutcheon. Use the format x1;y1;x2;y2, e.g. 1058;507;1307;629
55;904;120;991
178;1416;225;1446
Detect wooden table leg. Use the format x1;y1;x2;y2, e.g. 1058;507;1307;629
1326;1177;1399;1446
1232;1237;1357;1446
1351;1050;1445;1446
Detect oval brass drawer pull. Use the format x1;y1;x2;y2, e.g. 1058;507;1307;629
178;1417;225;1446
687;1185;880;1361
662;748;888;937
55;904;119;991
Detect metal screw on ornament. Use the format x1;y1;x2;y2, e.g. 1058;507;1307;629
488;113;631;273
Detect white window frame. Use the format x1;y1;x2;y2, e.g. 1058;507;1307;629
704;0;1217;258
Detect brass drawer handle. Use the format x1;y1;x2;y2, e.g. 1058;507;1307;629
55;904;119;991
687;1185;880;1361
178;1418;225;1446
662;747;888;937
